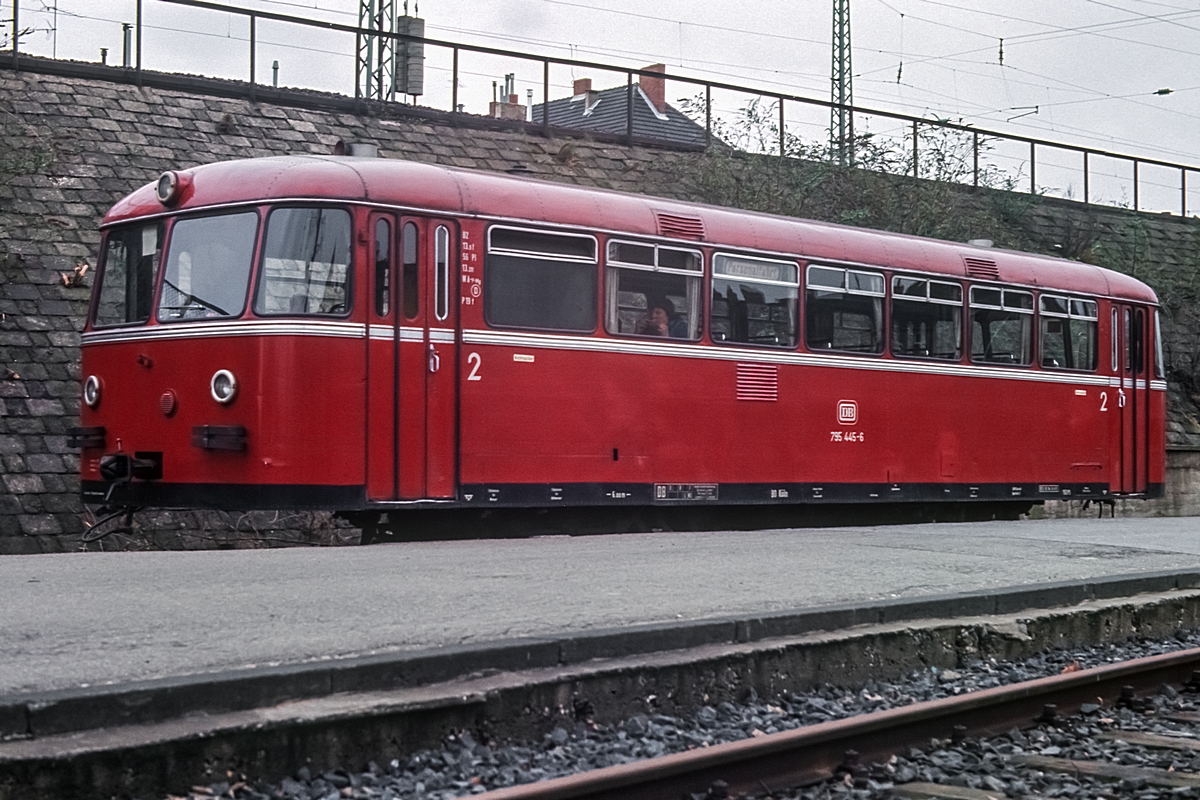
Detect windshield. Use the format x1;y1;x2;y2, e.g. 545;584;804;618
94;222;163;327
158;212;259;322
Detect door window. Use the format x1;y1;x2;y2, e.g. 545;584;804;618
374;218;391;318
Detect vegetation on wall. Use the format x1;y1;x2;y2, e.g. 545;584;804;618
678;96;1200;401
0;113;55;189
677;96;1038;246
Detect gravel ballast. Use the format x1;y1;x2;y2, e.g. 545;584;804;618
174;632;1200;800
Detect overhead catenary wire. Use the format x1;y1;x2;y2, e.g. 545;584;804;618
18;0;1200;167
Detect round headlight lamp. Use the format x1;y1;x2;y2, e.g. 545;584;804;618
156;171;181;205
83;375;102;408
210;369;238;404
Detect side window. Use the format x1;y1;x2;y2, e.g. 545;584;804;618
891;276;962;360
374;218;391;318
255;207;353;316
94;222;163;327
159;212;258;322
804;265;884;353
969;286;1033;365
710;254;799;347
403;222;419;320
606;240;702;340
1040;294;1098;370
485;226;597;332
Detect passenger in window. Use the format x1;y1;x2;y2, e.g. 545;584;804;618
635;296;687;338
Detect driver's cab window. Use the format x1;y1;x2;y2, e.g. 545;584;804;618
158;212;258;322
255;207;353;316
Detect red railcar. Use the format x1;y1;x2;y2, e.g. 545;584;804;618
73;156;1166;527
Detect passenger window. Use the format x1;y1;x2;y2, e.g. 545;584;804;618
1040;294;1098;370
374;219;391;318
485;226;597;332
95;222;163;327
969;286;1032;365
804;265;884;353
606;240;702;340
255;207;352;316
710;254;799;347
403;222;419;320
891;276;962;360
435;225;450;321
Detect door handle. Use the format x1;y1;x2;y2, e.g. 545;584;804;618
428;343;440;373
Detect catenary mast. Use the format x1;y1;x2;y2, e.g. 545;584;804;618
830;0;853;165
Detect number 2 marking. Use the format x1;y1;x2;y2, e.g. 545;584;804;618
467;351;482;381
1100;391;1108;411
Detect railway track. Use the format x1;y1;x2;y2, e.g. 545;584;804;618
479;647;1200;800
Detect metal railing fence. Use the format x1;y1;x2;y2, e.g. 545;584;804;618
7;0;1199;216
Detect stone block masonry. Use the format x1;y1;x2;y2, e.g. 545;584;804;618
0;57;1197;552
0;60;706;553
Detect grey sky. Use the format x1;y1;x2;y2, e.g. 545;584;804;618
16;0;1200;209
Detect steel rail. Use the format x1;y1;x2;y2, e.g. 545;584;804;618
480;646;1200;800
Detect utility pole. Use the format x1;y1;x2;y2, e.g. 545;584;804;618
830;0;853;166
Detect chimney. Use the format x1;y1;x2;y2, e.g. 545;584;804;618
640;63;666;113
573;78;592;96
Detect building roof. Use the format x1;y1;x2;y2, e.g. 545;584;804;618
532;83;712;148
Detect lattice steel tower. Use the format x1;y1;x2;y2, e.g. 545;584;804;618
830;0;853;165
358;0;395;101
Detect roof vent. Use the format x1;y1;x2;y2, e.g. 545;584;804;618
655;212;705;240
963;256;1000;280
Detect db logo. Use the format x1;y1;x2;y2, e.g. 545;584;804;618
837;400;858;425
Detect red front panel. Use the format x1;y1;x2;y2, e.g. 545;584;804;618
80;333;365;489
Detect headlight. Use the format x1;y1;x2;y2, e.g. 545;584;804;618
156;171;181;205
83;375;101;408
210;369;238;404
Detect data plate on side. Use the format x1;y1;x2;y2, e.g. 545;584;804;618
654;483;719;502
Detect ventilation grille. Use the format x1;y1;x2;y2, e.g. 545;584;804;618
655;212;706;240
736;363;778;401
963;256;1000;280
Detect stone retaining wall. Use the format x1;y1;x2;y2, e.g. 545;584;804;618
1;58;1197;552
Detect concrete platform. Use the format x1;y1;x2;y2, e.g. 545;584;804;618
4;516;1200;698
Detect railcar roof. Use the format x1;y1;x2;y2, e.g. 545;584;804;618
104;155;1157;304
